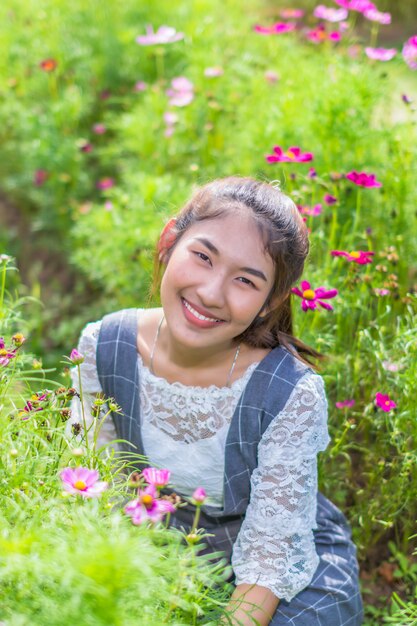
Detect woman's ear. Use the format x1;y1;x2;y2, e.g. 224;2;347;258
157;218;177;263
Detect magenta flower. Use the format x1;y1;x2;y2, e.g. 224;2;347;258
324;194;337;205
402;94;413;104
374;288;390;296
69;349;84;365
204;66;224;77
292;280;338;311
402;36;417;70
266;146;313;163
166;77;194;107
34;169;48;186
346;171;382;188
335;399;355;409
60;467;108;498
124;484;175;525
279;8;304;19
142;467;171;489
308;167;317;178
254;22;295;35
313;5;348;22
134;81;147;92
306;25;341;44
92;123;106;135
192;487;207;504
365;47;397;61
0;341;16;367
298;203;322;216
331;250;374;264
363;8;391;24
96;177;115;191
375;392;396;412
333;0;376;13
136;25;184;46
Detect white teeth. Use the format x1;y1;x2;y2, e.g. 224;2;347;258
183;299;222;322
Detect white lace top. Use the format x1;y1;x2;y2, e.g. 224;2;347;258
69;315;330;602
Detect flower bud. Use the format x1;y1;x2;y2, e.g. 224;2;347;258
71;447;85;457
192;487;207;504
69;349;84;365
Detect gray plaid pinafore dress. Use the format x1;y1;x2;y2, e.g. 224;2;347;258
97;309;363;625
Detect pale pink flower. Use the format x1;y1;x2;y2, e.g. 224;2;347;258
279;8;304;19
142;467;171;489
134;81;147;92
313;5;348;22
254;22;295;35
346;171;382;187
69;349;84;365
335;399;355;409
166;76;194;107
292;280;338;311
374;288;390;296
331;250;374;264
375;392;396;412
60;467;108;498
382;360;403;372
333;0;376;13
365;47;397;61
96;177;115;190
124;484;175;525
266;145;313;163
402;36;417;70
264;70;280;83
136;25;184;46
298;203;322;216
92;123;106;135
363;8;391;24
204;66;224;77
192;487;207;504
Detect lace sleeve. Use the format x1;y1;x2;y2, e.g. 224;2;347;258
232;372;330;602
67;320;118;449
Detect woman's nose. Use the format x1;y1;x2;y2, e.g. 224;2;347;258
195;273;226;308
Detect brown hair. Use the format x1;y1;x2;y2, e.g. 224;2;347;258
151;176;322;366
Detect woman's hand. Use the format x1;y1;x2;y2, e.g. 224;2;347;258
222;583;279;625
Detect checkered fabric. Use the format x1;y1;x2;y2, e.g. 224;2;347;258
97;308;363;625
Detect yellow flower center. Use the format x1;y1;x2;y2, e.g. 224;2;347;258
141;494;154;509
349;251;361;258
74;480;87;491
0;349;8;356
302;289;316;300
285;150;296;160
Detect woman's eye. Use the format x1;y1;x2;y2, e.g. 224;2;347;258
193;251;211;263
237;277;255;288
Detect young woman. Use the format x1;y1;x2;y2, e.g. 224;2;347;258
71;177;363;625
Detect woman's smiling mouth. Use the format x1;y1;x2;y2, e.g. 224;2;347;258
181;298;225;326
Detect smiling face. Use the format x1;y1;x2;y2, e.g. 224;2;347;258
159;210;276;359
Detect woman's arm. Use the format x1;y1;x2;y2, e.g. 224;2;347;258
223;583;279;625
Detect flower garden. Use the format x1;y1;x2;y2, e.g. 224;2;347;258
1;0;417;623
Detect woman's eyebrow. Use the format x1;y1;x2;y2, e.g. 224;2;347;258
193;237;268;282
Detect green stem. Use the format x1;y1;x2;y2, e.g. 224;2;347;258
0;261;7;317
190;504;201;534
353;188;362;233
77;363;90;456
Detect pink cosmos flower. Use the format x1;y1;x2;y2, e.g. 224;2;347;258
34;169;48;186
79;141;93;153
298;203;322;216
363;8;391;24
331;250;374;264
60;467;108;498
308;167;317;178
335;399;355;409
92;123;106;135
324;194;337;204
134;81;147;92
292;280;338;311
333;0;376;13
365;47;397;61
192;487;207;504
402;36;417;70
266;146;313;163
142;467;171;489
96;177;115;191
306;25;341;43
204;66;224;77
124;484;175;525
382;360;403;372
0;338;16;367
280;8;304;19
402;94;413;104
346;171;382;187
254;22;295;35
313;5;348;22
264;70;280;83
136;25;184;46
375;392;396;412
69;349;84;365
163;111;179;137
374;288;390;296
166;77;194;107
